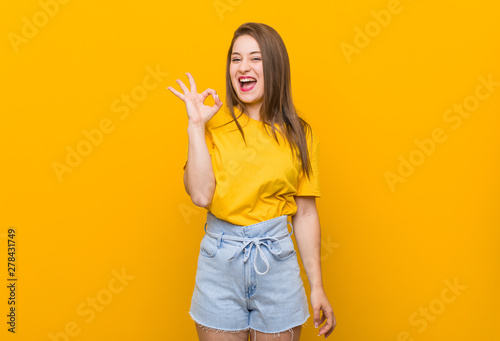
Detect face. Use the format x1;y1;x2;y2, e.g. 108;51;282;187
230;34;264;108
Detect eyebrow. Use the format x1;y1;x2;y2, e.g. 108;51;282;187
231;51;261;55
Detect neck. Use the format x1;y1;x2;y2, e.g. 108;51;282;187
237;103;262;122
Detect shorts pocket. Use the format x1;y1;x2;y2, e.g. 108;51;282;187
270;235;296;262
199;234;218;258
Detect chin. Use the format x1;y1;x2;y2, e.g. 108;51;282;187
240;97;262;104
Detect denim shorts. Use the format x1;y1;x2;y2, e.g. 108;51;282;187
189;211;310;334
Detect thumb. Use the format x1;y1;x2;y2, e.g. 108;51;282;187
313;305;321;328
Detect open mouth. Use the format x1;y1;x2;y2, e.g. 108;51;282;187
239;77;257;92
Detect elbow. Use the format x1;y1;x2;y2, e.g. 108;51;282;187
191;193;213;208
183;172;216;208
189;185;215;208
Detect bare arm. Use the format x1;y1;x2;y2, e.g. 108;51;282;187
292;196;336;338
167;72;221;207
183;122;215;207
292;196;323;289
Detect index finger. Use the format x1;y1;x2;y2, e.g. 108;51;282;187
324;309;336;338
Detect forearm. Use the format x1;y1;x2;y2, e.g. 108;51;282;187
292;210;324;291
184;122;216;207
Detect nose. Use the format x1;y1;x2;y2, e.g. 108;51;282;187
238;58;251;72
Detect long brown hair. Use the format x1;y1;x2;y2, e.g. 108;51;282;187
224;22;314;179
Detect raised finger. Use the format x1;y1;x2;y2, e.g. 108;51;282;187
185;72;197;93
166;86;185;101
175;78;190;94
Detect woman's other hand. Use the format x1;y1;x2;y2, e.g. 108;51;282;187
311;286;337;338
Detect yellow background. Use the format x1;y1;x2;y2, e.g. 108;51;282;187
1;0;499;340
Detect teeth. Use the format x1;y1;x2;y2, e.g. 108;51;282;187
240;78;256;82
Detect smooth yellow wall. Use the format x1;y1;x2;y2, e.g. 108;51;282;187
1;0;499;340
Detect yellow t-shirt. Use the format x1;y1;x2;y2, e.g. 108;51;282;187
183;105;320;226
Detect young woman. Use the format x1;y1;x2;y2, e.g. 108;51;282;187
168;22;336;340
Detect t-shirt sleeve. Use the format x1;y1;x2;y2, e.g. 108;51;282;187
183;129;214;171
296;125;321;197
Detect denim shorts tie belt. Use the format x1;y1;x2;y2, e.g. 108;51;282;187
204;221;293;276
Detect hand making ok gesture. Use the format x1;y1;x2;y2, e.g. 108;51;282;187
167;72;223;127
